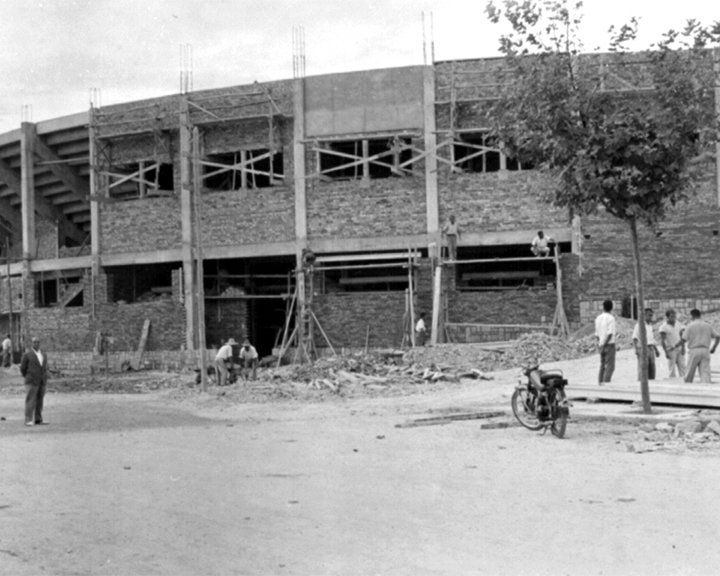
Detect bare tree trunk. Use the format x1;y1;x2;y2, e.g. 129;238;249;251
629;217;652;413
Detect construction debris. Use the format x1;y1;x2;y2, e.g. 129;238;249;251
625;412;720;453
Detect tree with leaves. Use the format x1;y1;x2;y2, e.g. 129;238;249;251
485;0;719;413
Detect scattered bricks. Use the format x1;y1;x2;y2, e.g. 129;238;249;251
639;423;655;432
704;420;720;436
655;422;674;434
674;420;704;436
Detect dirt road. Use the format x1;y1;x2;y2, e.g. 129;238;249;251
2;352;720;575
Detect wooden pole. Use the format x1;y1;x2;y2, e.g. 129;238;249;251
408;250;416;347
310;309;336;356
6;238;12;359
431;265;442;346
276;285;298;367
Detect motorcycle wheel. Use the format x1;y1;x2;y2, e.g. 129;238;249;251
550;388;568;439
511;388;543;431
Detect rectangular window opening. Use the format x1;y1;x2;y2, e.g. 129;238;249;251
108;161;175;200
204;149;284;191
453;132;534;173
319;137;413;181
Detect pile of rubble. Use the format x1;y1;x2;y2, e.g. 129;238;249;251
265;351;493;394
626;413;720;453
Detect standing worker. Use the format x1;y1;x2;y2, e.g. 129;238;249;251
20;337;49;426
633;308;660;381
415;313;427;347
673;309;720;383
659;309;686;378
442;215;461;261
214;337;237;386
1;333;11;367
239;339;259;381
595;299;616;385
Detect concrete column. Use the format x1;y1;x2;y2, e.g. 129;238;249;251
293;77;307;269
20;122;36;261
88;109;101;276
179;97;197;350
423;66;440;258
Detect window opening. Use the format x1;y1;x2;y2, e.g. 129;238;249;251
107;161;174;200
318;137;413;181
453;132;534;173
203;149;284;191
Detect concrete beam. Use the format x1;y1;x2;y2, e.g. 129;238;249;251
309;235;427;254
100;249;184;267
29;255;92;272
33;132;90;202
0;262;23;277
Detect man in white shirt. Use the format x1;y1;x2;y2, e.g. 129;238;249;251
659;309;685;378
415;313;427;347
531;230;554;257
239;339;259;381
595;299;616;384
633;308;660;381
1;334;11;367
214;337;237;386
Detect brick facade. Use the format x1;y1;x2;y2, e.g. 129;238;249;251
200;188;295;246
101;196;182;254
313;292;406;349
307;176;427;240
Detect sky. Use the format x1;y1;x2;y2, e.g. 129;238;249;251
0;0;717;132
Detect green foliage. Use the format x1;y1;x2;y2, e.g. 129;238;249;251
485;0;719;226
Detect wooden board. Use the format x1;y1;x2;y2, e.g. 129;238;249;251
135;319;151;369
566;381;720;408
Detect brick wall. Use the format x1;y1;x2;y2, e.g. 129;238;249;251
448;287;558;325
25;307;94;352
36;218;57;260
437;171;570;232
95;299;185;352
307;177;427;239
579;169;720;302
0;276;23;315
199;188;295;246
204;298;248;349
101;196;182;253
313;292;407;348
579;297;720;326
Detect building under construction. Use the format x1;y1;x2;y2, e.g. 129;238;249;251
1;52;719;372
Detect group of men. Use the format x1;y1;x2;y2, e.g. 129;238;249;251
596;299;720;385
214;337;259;386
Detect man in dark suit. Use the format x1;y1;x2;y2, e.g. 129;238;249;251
20;337;49;426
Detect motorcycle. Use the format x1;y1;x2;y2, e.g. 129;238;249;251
511;366;570;438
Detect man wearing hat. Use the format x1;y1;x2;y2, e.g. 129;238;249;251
214;337;237;386
239;339;259;381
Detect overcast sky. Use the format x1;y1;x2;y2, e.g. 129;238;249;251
0;0;717;132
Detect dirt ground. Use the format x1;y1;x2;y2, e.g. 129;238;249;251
2;349;720;576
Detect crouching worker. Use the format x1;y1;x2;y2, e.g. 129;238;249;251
239;339;259;381
215;337;237;386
